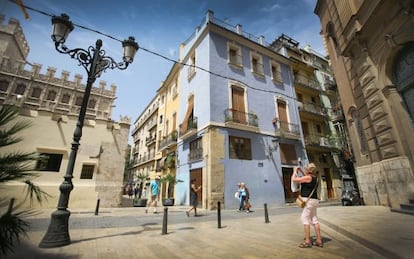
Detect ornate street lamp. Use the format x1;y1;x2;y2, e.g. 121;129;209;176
39;14;138;248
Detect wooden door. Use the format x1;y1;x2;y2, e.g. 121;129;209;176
324;168;334;199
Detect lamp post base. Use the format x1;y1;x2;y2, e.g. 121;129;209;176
39;209;71;248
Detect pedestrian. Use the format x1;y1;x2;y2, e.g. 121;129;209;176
126;184;133;199
291;163;323;248
133;184;139;199
237;182;251;212
145;175;160;214
186;179;201;217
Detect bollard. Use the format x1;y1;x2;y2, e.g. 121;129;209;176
162;207;168;235
217;201;221;229
94;198;100;216
264;203;270;223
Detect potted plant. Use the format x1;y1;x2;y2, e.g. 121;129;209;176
160;173;183;206
133;172;149;207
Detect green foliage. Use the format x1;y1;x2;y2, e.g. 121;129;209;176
160;173;183;198
0;105;49;257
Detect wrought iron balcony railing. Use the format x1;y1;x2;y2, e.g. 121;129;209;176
224;108;258;127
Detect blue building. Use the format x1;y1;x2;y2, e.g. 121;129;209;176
175;11;306;210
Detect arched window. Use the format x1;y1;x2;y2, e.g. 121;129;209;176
351;108;368;154
47;90;56;101
31;87;42;98
61;94;71;104
88;99;96;109
0;80;9;92
15;84;26;95
75;96;83;106
393;42;414;122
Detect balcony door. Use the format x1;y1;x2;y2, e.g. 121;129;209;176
231;86;246;123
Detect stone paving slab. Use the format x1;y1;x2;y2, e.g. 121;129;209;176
4;205;413;259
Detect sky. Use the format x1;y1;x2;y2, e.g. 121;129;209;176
1;0;324;127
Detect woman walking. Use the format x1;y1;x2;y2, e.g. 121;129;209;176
186;179;201;217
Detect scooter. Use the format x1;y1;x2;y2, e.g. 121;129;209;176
341;176;361;206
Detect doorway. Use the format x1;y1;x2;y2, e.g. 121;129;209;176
190;168;202;207
324;168;335;199
282;167;298;202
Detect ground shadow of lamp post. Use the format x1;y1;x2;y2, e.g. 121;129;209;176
39;13;138;248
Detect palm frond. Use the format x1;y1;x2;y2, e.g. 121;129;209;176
0;105;31;148
0;199;30;257
24;180;52;204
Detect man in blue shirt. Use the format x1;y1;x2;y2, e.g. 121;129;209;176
145;175;160;214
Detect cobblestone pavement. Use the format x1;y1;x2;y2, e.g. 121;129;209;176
4;203;413;259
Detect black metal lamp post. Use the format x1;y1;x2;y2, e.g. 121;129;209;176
39;14;138;248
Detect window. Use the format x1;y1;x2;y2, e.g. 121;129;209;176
172;79;178;98
188;52;196;80
46;90;56;101
75;96;83;106
250;52;264;76
271;61;283;83
31;87;41;98
189;137;203;161
351;109;368;154
0;80;9;92
229;136;252;160
15;84;26;95
61;94;70;104
36;153;63;172
228;43;242;67
80;164;94;179
88;99;96;109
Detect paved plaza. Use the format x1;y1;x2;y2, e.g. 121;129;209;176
4;202;413;259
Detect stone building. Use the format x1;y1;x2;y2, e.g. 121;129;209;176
0;15;130;209
315;0;414;208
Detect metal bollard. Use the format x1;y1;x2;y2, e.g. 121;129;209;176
94;198;100;216
264;203;270;223
217;201;221;229
162;207;168;235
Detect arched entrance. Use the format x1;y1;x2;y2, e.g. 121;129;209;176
393;42;414;122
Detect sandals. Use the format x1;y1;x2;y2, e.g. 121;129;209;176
313;241;324;248
298;242;312;248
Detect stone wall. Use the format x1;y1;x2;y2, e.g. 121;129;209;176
357;157;414;208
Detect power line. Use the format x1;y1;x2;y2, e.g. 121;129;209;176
8;0;337;111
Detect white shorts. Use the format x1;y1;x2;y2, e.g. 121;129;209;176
301;198;319;225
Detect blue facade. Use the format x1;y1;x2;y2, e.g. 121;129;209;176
176;12;305;209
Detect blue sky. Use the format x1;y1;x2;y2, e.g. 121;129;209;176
1;0;324;125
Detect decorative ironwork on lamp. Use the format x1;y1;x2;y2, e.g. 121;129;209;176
39;13;138;248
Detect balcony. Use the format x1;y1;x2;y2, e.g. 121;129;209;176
158;130;178;151
224;108;259;132
294;74;321;91
304;134;339;149
188;147;203;162
273;120;301;140
330;107;345;122
179;117;198;140
145;134;157;146
298;102;328;118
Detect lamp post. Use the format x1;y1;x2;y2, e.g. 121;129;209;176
39;14;138;248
